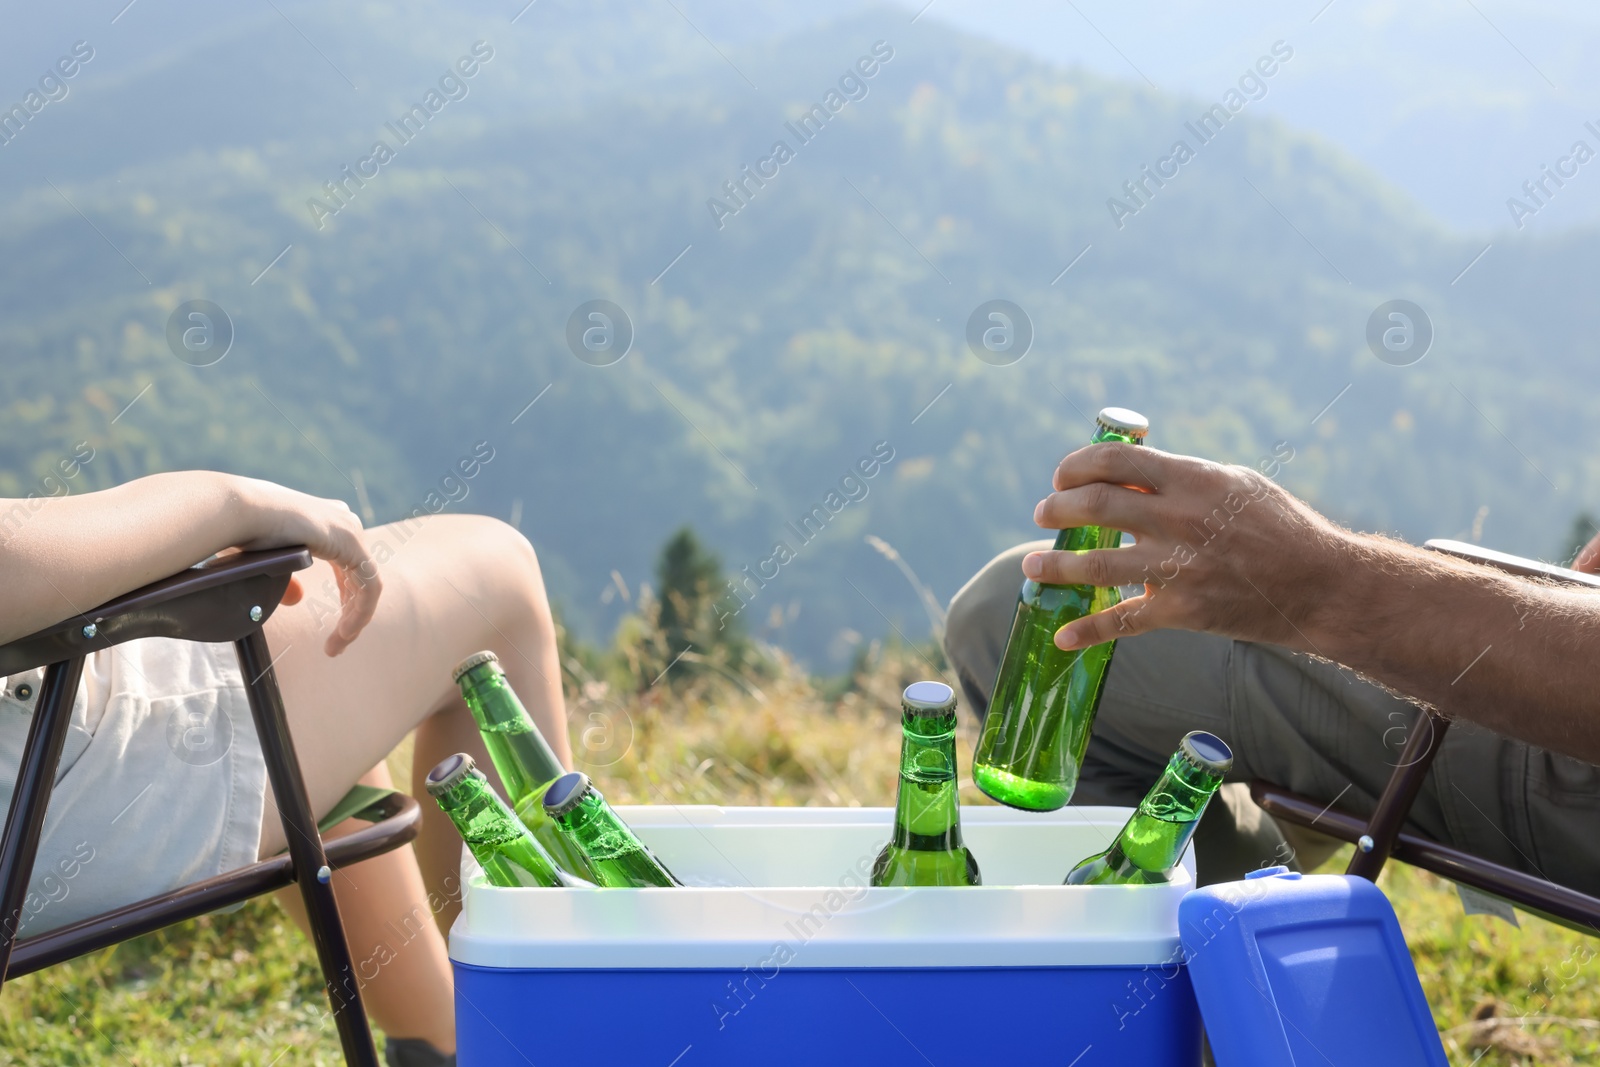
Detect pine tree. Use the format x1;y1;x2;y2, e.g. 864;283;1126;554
654;526;747;679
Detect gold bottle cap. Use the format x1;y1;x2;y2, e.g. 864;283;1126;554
1096;407;1149;439
452;649;500;683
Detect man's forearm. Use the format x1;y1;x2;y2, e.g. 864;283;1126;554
0;470;251;645
1302;532;1600;762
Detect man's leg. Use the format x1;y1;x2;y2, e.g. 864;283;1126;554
949;542;1600;895
1093;605;1600;893
942;541;1051;723
1221;640;1600;896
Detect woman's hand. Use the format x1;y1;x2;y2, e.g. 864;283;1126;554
1018;443;1349;653
232;477;382;656
1575;528;1600;574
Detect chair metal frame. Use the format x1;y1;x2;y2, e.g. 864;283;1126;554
0;547;421;1066
1252;538;1600;930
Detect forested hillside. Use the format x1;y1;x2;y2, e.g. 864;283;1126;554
2;0;1594;663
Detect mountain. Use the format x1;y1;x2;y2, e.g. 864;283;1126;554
1;0;1595;665
902;0;1600;235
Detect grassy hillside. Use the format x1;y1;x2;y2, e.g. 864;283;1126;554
0;646;1594;1065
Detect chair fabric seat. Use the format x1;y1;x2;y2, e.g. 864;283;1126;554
319;784;401;834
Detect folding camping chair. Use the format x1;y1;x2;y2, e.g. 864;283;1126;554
0;546;422;1067
1252;538;1600;930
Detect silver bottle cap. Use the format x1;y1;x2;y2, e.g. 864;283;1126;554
542;771;595;817
425;752;481;796
1179;731;1234;776
901;680;958;717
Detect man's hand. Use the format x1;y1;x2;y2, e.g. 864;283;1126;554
1013;441;1600;762
1020;443;1350;652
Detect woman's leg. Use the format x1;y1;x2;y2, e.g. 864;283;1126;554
258;513;571;1041
274;764;455;1052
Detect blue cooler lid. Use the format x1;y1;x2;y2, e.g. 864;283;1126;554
1179;867;1447;1065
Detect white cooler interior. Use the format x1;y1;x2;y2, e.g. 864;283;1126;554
450;804;1192;970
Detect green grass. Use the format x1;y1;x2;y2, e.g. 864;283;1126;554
1386;857;1600;1065
3;648;1596;1064
0;900;339;1066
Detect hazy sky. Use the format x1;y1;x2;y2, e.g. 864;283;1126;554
898;0;1600;234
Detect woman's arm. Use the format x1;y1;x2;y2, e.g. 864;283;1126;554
1023;443;1600;763
0;471;380;655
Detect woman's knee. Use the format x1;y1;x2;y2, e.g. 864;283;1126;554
435;514;553;632
494;525;552;629
361;512;556;660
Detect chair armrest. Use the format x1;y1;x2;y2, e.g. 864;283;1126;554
0;547;312;676
1423;539;1600;589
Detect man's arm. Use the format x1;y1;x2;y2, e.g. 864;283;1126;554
1021;443;1600;764
0;471;380;655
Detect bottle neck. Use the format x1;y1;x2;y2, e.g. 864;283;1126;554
1112;752;1224;875
1051;425;1143;554
460;667;566;795
436;777;520;847
555;792;633;860
891;710;964;850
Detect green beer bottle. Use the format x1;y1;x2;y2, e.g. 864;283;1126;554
541;771;682;888
871;681;981;887
425;753;592;888
971;406;1149;811
1064;731;1232;885
453;650;596;880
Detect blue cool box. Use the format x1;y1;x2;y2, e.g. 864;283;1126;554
1180;867;1448;1065
450;806;1201;1065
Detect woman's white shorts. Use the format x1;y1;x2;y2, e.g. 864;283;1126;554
0;638;267;936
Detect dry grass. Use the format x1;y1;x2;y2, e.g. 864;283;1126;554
565;648;985;811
